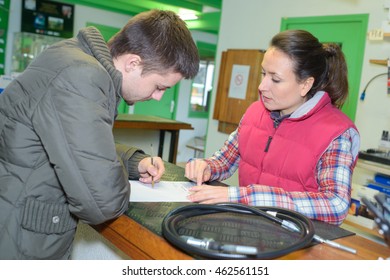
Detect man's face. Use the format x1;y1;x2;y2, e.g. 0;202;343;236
120;64;183;105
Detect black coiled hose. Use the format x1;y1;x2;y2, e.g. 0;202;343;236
162;203;315;259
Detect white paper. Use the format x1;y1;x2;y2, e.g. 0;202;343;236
129;180;195;202
228;64;250;99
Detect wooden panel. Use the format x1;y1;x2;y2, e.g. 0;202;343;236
94;215;193;260
217;121;238;135
212;51;228;120
114;114;193;130
278;235;390;260
213;49;264;133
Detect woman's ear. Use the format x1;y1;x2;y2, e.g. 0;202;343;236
301;77;315;97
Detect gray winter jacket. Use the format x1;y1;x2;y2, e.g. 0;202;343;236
0;27;146;259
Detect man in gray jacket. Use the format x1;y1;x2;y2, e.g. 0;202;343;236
0;9;199;259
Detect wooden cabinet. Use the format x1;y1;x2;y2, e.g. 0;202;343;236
213;49;265;134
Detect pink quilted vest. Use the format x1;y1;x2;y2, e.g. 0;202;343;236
238;93;357;192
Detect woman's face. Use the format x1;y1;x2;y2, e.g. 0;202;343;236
259;47;313;116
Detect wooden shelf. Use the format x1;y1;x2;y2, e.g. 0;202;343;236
368;33;389;66
369;59;388;66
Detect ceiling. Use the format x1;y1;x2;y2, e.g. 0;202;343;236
58;0;222;34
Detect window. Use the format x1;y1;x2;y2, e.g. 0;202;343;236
189;59;214;118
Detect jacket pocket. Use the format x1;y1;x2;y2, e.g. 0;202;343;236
20;197;78;259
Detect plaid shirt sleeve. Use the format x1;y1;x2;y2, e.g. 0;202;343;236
204;129;241;181
227;128;357;225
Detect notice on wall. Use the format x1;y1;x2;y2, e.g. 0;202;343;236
228;64;250;100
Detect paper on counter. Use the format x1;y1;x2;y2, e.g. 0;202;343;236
129;180;195;202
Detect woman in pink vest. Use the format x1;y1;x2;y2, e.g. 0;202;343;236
185;30;360;225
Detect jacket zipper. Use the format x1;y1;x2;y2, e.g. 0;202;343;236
264;136;273;152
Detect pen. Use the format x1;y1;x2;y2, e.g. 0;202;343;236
150;144;154;188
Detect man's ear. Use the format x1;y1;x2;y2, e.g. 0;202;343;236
301;77;315;97
125;54;142;72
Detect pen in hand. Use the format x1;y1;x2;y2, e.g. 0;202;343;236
150;144;154;188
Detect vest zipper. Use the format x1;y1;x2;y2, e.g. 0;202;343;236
264;136;273;152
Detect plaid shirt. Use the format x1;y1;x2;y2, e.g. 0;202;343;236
204;128;357;225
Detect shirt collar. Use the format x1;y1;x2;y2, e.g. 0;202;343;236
270;111;291;128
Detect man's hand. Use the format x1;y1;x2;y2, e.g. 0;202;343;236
138;156;165;184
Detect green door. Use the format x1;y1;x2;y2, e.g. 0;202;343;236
133;86;178;119
281;14;368;122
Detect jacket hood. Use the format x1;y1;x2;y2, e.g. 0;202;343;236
77;26;123;117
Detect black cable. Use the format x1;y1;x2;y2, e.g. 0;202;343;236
162;203;315;259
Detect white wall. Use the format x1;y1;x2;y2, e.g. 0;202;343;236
175;30;218;163
206;0;390;186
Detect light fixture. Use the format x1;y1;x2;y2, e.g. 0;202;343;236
178;9;198;21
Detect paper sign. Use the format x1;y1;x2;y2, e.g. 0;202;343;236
228;64;250;99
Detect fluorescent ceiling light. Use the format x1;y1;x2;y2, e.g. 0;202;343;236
178;9;198;20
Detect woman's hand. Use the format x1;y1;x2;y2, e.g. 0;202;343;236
187;185;228;204
138;156;165;184
185;159;211;186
